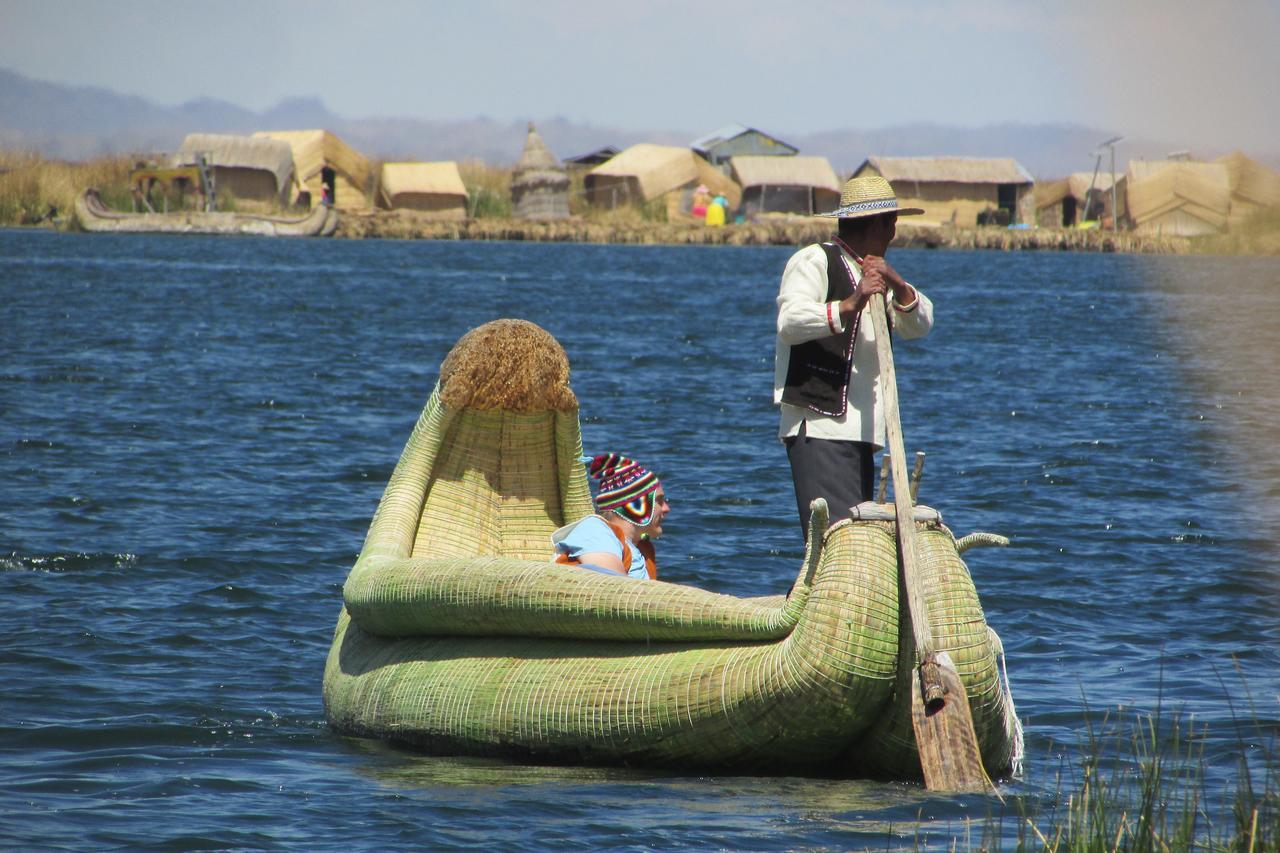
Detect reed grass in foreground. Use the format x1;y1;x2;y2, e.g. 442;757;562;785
974;703;1278;852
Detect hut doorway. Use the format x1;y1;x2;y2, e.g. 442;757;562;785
997;183;1019;222
321;167;336;205
1062;195;1077;227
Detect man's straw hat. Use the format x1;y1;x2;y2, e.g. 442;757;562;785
818;175;924;219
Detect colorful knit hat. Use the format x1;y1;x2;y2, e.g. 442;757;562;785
586;453;662;526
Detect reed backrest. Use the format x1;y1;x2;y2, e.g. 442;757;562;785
411;409;587;561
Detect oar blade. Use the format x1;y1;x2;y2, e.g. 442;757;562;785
910;658;993;793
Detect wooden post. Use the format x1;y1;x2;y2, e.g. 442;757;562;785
869;292;992;793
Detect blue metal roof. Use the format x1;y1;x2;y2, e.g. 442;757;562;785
690;125;796;155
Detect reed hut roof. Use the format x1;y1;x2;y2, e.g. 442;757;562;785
1068;171;1119;195
176;133;295;191
730;155;840;191
859;156;1034;185
515;122;561;172
1125;160;1230;226
1216;151;1280;208
380;161;467;199
513;122;568;188
589;143;740;205
1033;179;1071;209
252;129;371;189
1035;172;1123;209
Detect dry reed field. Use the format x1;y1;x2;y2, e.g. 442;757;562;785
0;151;133;225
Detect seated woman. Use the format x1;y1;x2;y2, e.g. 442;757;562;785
551;453;669;579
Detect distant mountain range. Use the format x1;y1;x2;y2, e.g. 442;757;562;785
2;67;1272;179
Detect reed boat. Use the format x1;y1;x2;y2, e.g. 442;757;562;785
323;319;1022;780
73;187;337;237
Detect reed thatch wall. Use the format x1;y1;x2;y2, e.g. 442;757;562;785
586;144;741;219
730;155;840;217
511;123;569;221
253;129;372;211
1217;151;1280;229
377;161;467;219
175;133;295;205
855;156;1035;227
1126;160;1230;237
1034;172;1125;227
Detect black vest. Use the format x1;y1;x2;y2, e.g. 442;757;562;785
781;242;859;418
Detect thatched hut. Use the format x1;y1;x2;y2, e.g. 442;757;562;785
854;156;1035;226
1217;151;1280;229
377;162;467;220
1034;172;1125;228
691;124;798;172
730;155;839;218
252;129;371;211
510;122;569;221
1125;160;1230;236
585;144;740;220
174;133;295;206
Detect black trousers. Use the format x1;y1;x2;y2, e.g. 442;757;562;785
784;423;875;541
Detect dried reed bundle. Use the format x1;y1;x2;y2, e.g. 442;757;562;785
439;319;576;412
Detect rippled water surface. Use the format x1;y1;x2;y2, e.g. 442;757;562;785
3;229;1278;849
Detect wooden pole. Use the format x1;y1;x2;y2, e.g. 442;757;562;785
869;291;993;793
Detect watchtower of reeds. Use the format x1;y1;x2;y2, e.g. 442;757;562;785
511;123;570;221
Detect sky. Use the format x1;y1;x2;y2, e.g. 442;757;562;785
2;0;1277;154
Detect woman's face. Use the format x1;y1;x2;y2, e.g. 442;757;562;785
639;491;669;539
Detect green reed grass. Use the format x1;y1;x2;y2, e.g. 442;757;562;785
460;159;512;219
998;697;1277;851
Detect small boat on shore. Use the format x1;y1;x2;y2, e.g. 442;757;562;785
73;187;337;237
323;319;1022;780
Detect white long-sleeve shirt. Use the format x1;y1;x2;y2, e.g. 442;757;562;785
773;242;934;448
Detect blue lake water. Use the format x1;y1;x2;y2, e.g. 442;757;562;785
2;229;1278;849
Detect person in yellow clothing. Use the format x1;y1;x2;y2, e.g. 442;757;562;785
705;192;727;226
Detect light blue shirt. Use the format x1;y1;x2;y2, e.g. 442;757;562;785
554;515;648;580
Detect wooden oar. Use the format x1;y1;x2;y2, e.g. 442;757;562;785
868;290;993;793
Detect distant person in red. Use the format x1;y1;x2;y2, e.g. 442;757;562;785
774;176;934;539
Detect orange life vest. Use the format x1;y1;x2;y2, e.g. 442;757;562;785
554;514;657;580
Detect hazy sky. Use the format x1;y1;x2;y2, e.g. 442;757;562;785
2;0;1276;153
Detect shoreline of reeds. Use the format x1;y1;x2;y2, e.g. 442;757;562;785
335;210;1198;253
3;150;1276;255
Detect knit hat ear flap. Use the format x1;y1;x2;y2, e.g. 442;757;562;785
587;453;661;526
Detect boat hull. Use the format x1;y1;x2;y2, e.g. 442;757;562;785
73;188;335;237
321;319;1022;779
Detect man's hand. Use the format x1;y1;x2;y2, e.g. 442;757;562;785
862;255;916;305
839;255;915;324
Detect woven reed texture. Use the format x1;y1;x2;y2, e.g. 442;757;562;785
513;185;570;221
346;395;826;641
324;318;1019;776
847;521;1019;780
325;518;899;770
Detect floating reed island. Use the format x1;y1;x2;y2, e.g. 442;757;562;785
323;319;1023;780
336;210;1196;253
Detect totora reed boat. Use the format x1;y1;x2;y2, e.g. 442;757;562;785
73;187;337;237
323;319;1023;780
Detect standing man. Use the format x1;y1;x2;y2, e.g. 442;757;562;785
774;175;934;538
